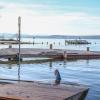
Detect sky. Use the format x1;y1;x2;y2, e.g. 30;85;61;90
0;0;100;35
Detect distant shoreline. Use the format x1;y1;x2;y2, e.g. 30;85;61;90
0;33;100;39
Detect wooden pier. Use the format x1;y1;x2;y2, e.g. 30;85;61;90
0;48;100;61
0;81;88;100
0;40;32;45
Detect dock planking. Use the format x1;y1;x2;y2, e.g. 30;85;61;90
0;48;100;60
0;81;89;100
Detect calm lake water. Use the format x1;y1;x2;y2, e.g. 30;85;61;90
0;38;100;100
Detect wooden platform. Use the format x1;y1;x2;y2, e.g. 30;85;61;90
0;48;100;60
0;40;32;44
0;81;88;100
0;97;20;100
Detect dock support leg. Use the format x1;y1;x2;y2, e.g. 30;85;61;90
63;51;67;59
8;58;11;61
50;44;53;49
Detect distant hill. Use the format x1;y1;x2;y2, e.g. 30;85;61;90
47;35;100;39
0;33;100;39
31;35;100;39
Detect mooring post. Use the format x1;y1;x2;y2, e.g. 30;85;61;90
50;44;53;49
8;58;11;61
9;44;12;48
63;51;67;59
87;47;90;52
33;36;35;44
59;42;60;45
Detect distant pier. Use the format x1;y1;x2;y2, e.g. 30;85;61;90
0;40;32;44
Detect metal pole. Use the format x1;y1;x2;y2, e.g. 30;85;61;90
18;16;21;63
18;16;21;81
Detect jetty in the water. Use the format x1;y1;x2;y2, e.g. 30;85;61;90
0;40;32;44
0;81;88;100
0;48;100;61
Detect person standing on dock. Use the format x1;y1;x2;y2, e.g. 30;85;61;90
54;69;61;85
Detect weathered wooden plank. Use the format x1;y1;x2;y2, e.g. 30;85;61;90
0;48;100;60
0;81;89;100
0;97;21;100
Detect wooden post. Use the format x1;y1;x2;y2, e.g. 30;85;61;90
50;44;53;49
9;44;12;48
59;42;60;45
8;58;11;61
63;51;67;59
33;36;35;44
87;47;90;51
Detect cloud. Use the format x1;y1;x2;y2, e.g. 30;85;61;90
0;1;100;35
0;2;48;11
0;5;4;9
0;10;100;35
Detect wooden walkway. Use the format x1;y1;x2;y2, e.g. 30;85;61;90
0;48;100;60
0;81;88;100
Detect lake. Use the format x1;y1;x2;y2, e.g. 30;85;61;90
0;38;100;100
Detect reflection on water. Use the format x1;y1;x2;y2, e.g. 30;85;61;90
18;63;21;81
0;59;100;100
49;61;52;69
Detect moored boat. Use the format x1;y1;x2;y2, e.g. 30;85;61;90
65;39;91;44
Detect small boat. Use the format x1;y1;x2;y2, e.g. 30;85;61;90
65;39;91;44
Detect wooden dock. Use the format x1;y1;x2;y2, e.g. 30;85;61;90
0;81;88;100
0;48;100;61
0;40;32;44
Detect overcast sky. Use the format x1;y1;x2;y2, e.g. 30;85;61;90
0;0;100;35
